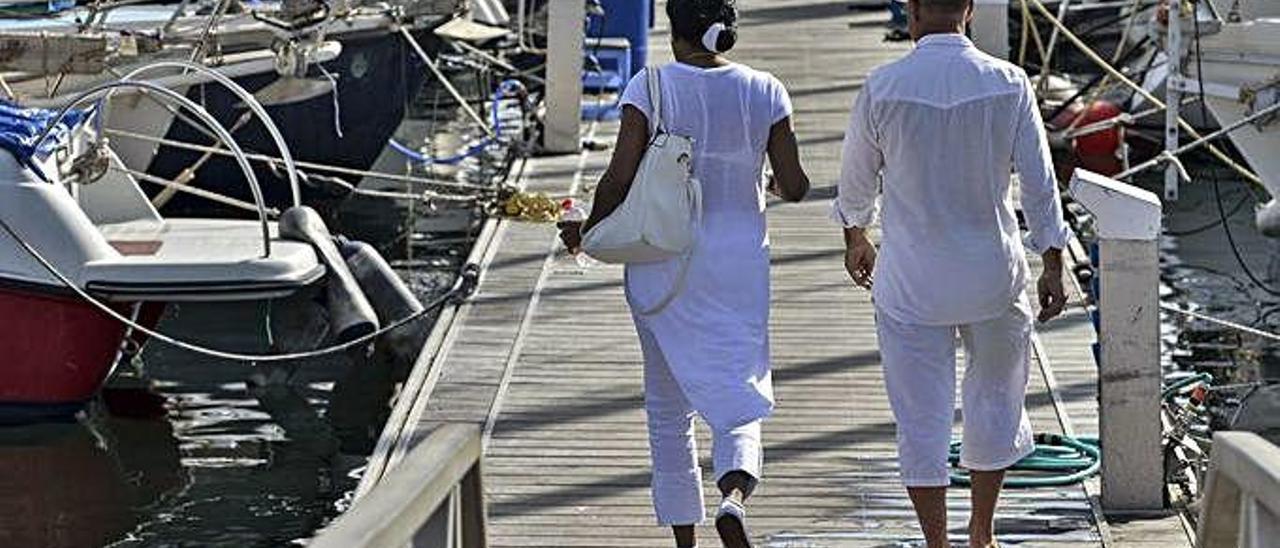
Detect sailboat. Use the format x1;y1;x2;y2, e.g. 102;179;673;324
1185;1;1280;206
0;0;470;211
0;67;424;423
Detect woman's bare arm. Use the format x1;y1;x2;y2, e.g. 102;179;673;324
558;105;650;251
766;116;810;203
583;106;650;232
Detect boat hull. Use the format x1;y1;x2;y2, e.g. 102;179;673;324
0;284;130;421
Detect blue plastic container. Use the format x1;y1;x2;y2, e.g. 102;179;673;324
587;0;653;73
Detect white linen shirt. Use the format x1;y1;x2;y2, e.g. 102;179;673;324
832;34;1071;326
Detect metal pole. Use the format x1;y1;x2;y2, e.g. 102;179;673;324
1039;0;1074;87
400;27;496;139
1164;0;1183;201
543;0;584;153
1118;99;1280;179
1026;0;1262;188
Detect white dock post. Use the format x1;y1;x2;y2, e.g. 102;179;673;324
971;0;1010;60
1069;169;1165;512
544;0;585;153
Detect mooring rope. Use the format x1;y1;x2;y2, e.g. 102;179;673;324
1025;0;1264;188
0;211;480;363
1160;303;1280;343
102;128;493;192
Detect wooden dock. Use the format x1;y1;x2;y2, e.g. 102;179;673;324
360;1;1195;546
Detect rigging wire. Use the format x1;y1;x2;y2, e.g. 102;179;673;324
1164;189;1250;237
1191;10;1280;298
0;205;479;363
1162;303;1280;344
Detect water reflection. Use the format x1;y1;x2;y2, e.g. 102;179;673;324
0;407;183;548
102;294;406;546
0;268;450;546
1159;169;1280;382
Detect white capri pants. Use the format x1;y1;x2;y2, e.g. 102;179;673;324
639;328;763;526
876;299;1036;488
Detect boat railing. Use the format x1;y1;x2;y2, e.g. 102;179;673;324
1195;431;1280;547
32;79;275;258
309;423;487;548
116;60;303;209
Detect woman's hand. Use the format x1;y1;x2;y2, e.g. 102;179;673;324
557;221;584;254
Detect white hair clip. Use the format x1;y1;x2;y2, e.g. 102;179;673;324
702;22;727;53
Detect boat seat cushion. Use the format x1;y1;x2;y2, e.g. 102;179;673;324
82;218;323;300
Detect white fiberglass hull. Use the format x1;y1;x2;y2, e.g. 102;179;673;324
1186;19;1280;198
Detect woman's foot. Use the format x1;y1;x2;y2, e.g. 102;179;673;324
715;492;752;548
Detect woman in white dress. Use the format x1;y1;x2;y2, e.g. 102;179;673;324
558;1;809;546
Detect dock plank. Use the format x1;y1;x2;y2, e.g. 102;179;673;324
376;1;1194;546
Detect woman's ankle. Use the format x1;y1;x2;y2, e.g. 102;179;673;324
672;524;696;547
717;470;759;500
968;526;996;548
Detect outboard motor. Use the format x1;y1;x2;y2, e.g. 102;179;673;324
278;206;379;343
338;237;427;363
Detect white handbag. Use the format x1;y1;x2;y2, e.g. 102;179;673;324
581;65;702;315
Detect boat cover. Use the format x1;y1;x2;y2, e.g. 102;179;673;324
0;100;86;181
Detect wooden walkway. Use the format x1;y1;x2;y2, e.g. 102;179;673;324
367;1;1195;546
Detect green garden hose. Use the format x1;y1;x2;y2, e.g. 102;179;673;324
1162;372;1213;401
949;433;1100;488
948;374;1210;487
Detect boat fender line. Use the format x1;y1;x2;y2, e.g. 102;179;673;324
278;206;380;344
337;236;427;363
0;209;480;362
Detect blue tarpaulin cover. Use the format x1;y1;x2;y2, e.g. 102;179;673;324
0;100;87;181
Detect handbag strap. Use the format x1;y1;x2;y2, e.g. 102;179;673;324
635;176;702;317
646;65;664;136
633;64;695;317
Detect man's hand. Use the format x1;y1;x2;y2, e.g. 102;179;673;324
1037;248;1067;323
844;227;876;290
557;221;583;254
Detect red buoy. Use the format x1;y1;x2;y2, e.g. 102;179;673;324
1051;100;1125;176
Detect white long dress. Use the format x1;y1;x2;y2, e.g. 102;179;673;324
619;62;792;432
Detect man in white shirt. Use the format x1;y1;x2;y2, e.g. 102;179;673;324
832;0;1070;546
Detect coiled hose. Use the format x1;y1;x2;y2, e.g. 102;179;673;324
949;373;1213;487
949;433;1100;488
